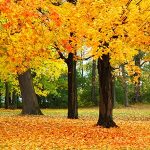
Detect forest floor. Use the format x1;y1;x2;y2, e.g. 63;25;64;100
0;104;150;150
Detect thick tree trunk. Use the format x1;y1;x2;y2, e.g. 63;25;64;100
97;54;117;128
5;82;10;109
67;53;78;119
91;59;97;105
18;69;42;115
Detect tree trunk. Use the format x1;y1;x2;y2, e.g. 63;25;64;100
11;90;17;109
18;69;42;115
134;82;141;102
133;52;142;102
124;84;129;106
112;77;117;108
121;65;129;107
81;50;84;79
97;54;117;128
91;59;97;105
16;95;19;109
67;53;78;119
5;82;10;109
36;94;42;107
0;93;2;108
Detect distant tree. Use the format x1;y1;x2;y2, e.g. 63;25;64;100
4;82;11;109
91;60;97;105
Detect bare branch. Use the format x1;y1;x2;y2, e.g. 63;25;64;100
126;0;133;8
83;55;95;61
136;0;143;6
140;61;147;67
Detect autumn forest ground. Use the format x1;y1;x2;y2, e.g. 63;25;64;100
0;104;150;150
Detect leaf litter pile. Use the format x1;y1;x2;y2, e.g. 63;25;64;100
0;108;150;150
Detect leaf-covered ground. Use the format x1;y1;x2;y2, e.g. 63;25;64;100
0;105;150;150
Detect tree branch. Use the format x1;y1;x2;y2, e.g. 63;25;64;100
140;61;147;67
54;44;68;63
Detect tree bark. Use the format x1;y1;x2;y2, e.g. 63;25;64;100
134;83;141;102
91;59;97;105
18;69;42;115
133;52;142;102
67;53;78;119
11;90;17;109
97;54;117;128
112;77;117;108
0;92;2;108
5;82;10;109
121;65;129;107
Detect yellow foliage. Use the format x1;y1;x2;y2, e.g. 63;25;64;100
0;0;149;81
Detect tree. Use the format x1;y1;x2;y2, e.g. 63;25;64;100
50;0;150;125
0;0;64;114
141;62;150;102
75;0;150;127
51;1;88;118
133;51;145;102
91;59;97;105
55;26;78;118
4;82;11;109
121;65;129;107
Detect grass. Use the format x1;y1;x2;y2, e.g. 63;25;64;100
0;104;149;120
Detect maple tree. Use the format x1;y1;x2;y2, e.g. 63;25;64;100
72;0;150;127
50;0;150;126
0;0;65;114
48;1;89;119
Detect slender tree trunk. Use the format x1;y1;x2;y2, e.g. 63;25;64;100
133;53;141;102
134;82;141;102
36;94;42;107
124;84;129;107
81;50;84;79
67;53;78;119
0;92;2;108
18;69;42;115
11;90;17;109
16;95;19;109
97;54;117;128
91;59;97;105
112;77;117;108
121;65;129;107
5;82;10;109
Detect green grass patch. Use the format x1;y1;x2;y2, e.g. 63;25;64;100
0;104;149;121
